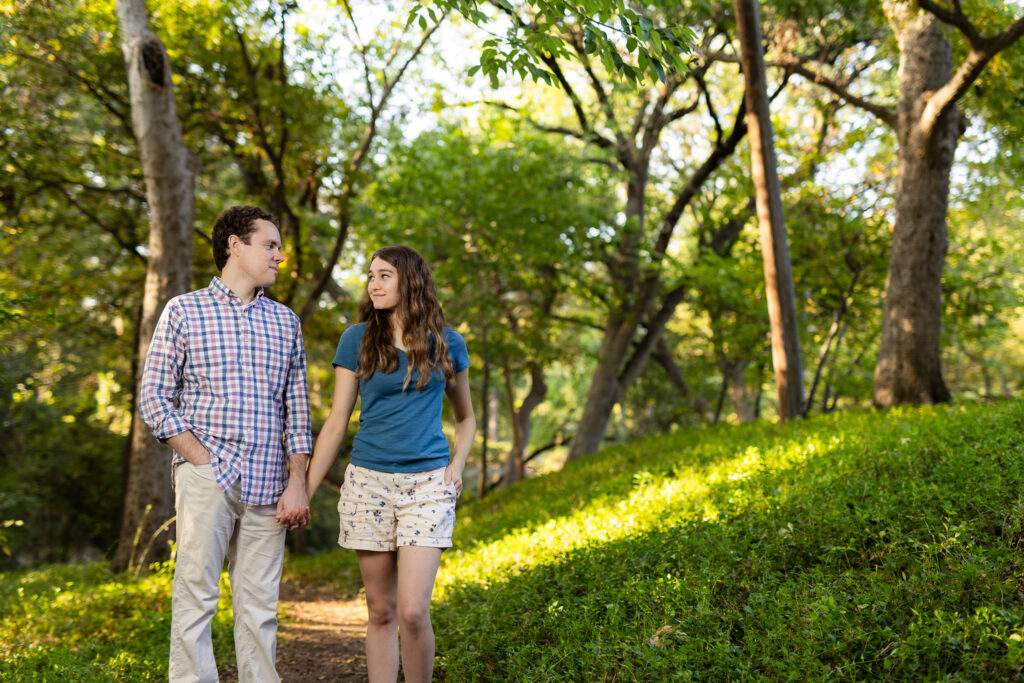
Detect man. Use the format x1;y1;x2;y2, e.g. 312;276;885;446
139;205;312;683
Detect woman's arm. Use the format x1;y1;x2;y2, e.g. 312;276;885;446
305;366;359;506
444;369;476;493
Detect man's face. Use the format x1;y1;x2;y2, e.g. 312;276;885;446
367;257;400;311
229;219;285;289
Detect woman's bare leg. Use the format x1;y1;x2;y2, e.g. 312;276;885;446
395;546;444;683
357;550;399;683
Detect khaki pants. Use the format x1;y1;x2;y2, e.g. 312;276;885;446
170;463;285;683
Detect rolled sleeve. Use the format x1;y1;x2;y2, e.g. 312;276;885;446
138;301;192;441
282;319;313;456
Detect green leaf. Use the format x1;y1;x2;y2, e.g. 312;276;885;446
653;59;666;82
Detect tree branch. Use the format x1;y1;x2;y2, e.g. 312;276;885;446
783;62;897;128
918;7;1024;139
300;15;446;323
341;0;376;101
705;50;897;127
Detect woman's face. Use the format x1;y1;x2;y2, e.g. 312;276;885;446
367;257;400;311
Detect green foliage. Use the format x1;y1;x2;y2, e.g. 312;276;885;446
419;0;696;87
0;561;235;681
431;401;1024;680
360;118;613;361
5;403;1024;680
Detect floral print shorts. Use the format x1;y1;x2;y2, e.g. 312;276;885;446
337;463;457;551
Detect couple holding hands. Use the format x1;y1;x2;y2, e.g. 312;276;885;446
140;205;475;682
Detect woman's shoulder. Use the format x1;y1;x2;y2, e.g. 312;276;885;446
442;326;466;344
337;322;368;351
341;322;368;339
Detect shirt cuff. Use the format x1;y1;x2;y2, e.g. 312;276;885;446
285;432;313;456
154;413;192;442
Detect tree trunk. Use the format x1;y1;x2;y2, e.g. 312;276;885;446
566;316;635;460
503;364;548;485
734;0;804;422
111;0;195;573
725;359;757;423
478;345;490;499
873;8;959;407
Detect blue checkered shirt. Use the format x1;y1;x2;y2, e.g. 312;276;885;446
139;277;313;505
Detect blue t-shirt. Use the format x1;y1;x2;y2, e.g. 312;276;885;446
333;323;470;473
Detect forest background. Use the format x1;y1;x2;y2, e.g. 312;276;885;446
1;0;1023;571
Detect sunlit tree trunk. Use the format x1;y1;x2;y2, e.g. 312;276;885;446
111;0;195;572
734;0;804;422
873;6;957;407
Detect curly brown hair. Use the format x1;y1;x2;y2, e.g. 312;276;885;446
356;245;454;390
211;205;279;270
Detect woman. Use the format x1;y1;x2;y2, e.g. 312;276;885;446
305;245;476;683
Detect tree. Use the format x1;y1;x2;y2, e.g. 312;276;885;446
786;0;1024;407
431;0;876;457
111;0;196;572
734;0;804;421
871;0;1024;406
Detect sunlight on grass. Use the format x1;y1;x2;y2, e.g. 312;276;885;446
437;429;853;598
433;402;1024;680
0;561;236;681
4;402;1023;681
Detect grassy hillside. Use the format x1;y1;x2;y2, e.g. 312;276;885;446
2;401;1023;680
430;401;1024;680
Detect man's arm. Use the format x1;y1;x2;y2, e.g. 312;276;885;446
139;302;202;453
166;431;211;466
276;452;309;529
276;319;314;529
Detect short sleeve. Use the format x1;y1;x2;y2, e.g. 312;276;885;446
333;324;365;371
445;328;470;372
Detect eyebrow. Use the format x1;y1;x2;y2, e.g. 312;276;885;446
368;266;395;274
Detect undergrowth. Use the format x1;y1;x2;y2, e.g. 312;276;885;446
3;401;1023;681
0;561;234;680
432;401;1024;680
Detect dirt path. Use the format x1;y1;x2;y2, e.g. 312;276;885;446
275;581;368;682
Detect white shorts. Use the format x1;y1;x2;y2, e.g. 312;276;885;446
337;463;457;551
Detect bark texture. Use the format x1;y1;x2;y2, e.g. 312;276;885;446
111;0;195;572
874;4;958;407
734;0;805;421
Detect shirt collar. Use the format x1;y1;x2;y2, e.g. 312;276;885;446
208;276;265;308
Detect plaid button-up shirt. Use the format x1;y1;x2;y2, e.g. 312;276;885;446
139;277;313;505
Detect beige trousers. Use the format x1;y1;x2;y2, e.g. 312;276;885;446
169;463;285;683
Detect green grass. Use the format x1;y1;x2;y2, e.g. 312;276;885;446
430;401;1024;680
3;401;1024;680
0;560;235;681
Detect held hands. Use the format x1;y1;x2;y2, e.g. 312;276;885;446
276;483;310;530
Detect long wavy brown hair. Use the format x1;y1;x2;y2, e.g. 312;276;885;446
356;245;454;390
